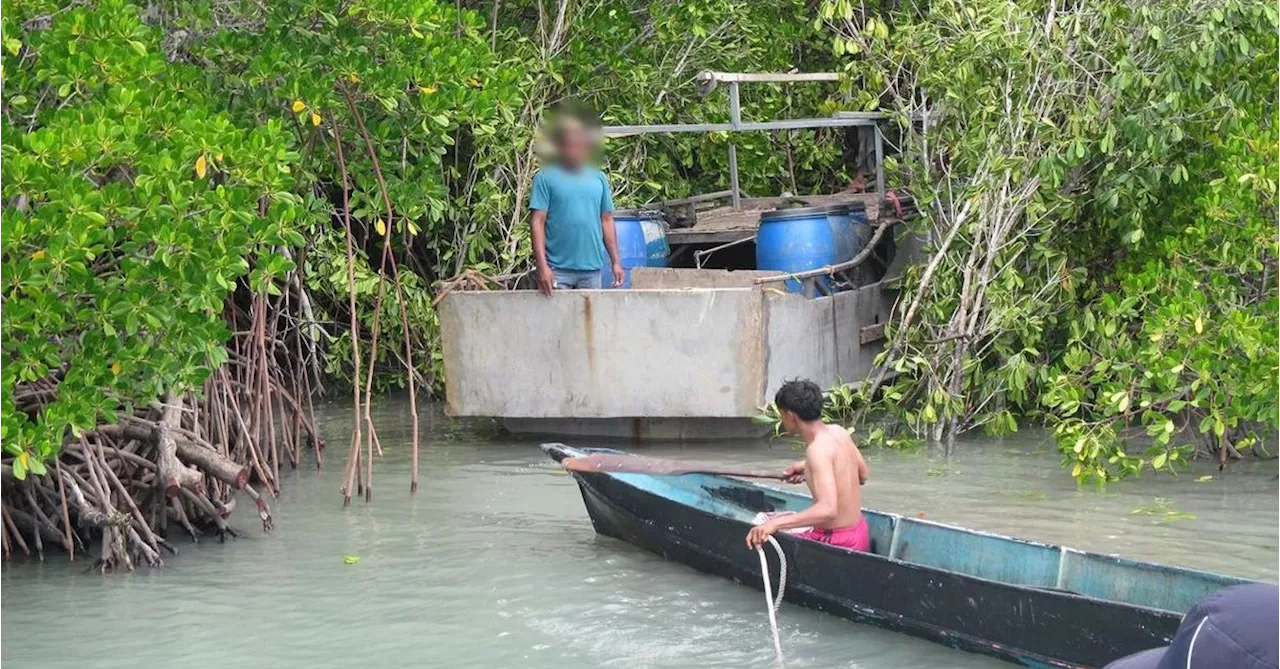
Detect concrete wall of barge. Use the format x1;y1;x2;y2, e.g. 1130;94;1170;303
438;269;903;431
439;283;768;419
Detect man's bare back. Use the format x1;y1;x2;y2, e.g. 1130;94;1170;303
803;424;867;530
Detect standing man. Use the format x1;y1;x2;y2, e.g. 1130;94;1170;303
529;116;624;295
746;379;871;552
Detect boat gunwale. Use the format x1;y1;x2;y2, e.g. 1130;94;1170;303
747;482;1256;602
569;464;1080;668
550;444;1252;618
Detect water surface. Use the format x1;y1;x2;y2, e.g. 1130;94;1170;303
3;399;1275;668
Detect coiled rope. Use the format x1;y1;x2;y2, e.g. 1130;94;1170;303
757;535;787;667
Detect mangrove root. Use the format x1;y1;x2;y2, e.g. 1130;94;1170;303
4;288;323;569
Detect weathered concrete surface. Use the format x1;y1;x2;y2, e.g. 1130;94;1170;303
441;224;913;437
441;282;893;425
760;282;892;395
763;287;836;388
439;288;765;418
502;417;769;440
630;268;778;289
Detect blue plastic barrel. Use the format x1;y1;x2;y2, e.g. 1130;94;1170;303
756;205;840;295
612;209;669;269
846;202;869;253
844;202;878;285
600;210;649;288
822;204;856;265
638;215;670;267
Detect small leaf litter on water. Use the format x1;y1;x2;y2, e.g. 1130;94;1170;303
343;555;360;565
1195;475;1214;483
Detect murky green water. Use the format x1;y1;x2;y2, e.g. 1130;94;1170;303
3;399;1276;668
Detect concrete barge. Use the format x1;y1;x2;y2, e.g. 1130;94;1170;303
438;70;922;439
438;227;920;439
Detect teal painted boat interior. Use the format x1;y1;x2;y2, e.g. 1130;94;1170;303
1058;550;1244;614
607;466;1252;615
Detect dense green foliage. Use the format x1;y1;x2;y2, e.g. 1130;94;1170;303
530;0;850;202
1;0;306;475
825;0;1278;480
3;0;1274;485
2;0;847;470
168;0;853;390
173;0;520;390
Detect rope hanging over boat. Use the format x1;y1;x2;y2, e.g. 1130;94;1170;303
757;535;787;667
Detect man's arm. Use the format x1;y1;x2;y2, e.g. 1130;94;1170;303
748;445;838;548
601;212;623;287
531;209;554;296
854;444;869;485
598;173;623;287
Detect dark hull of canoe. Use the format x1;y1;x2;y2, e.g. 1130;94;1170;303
569;469;1178;669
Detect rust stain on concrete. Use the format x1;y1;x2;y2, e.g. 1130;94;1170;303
582;294;595;373
733;288;767;412
438;296;462;414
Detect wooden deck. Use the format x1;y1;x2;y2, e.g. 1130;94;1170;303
665;192;885;245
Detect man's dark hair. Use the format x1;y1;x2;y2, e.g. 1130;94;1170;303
774;379;824;421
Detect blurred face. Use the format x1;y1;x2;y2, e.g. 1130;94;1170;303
558;126;590;167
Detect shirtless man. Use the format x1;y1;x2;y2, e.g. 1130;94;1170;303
746;379;870;552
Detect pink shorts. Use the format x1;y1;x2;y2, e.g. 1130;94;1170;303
796;517;870;552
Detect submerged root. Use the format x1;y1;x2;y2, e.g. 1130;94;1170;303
4;325;322;569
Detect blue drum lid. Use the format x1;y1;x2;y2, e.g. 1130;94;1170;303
760;201;866;222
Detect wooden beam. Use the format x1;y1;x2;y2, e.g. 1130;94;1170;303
859;322;887;345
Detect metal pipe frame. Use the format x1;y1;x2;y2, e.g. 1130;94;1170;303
603;71;890;210
728;82;742;208
698;71;842;85
693;234;757;269
602;117;884;138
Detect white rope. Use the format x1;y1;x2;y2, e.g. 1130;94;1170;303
757;535;787;668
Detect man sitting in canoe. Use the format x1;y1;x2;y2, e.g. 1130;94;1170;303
746;379;870;552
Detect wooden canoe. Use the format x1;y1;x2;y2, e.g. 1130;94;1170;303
543;443;1258;668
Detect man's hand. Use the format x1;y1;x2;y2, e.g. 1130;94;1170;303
536;266;555;296
746;521;778;550
611;262;625;288
782;463;806;484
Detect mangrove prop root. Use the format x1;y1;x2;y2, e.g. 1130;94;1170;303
4;261;324;569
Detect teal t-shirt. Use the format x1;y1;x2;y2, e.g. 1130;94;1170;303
529;164;614;271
